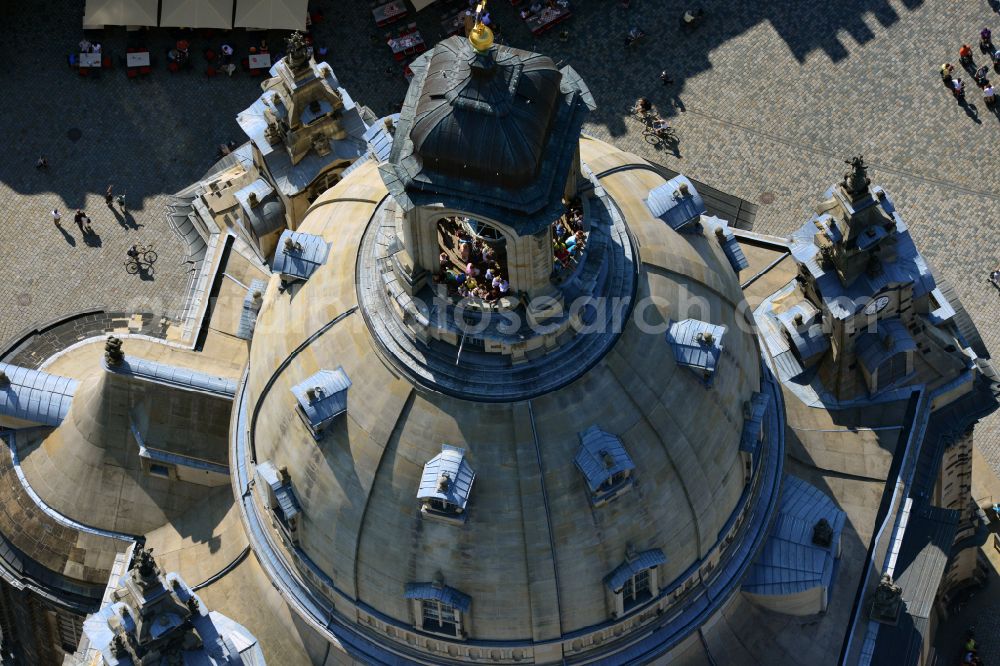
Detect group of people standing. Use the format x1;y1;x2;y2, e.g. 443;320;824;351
50;208;93;236
49;184;130;241
941;28;999;106
435;217;511;302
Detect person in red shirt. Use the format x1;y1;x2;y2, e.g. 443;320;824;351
959;43;973;65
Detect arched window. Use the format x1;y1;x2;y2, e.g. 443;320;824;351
434;217;509;303
878;351;908;386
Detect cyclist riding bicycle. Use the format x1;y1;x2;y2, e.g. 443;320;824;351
632;97;652;115
127;245;140;261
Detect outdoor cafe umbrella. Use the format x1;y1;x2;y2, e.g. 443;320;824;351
83;0;158;27
160;0;234;29
234;0;308;31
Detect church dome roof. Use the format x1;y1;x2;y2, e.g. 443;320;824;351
243;142;768;656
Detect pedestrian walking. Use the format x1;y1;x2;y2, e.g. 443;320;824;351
952;77;966;100
974;64;990;86
35;156;49;170
941;62;955;83
116;193;127;213
74;209;85;232
960;43;974;68
51;209;61;225
989;269;1000;290
105;185;114;206
660;69;674;85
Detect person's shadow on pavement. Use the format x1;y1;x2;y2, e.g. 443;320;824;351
960;99;982;124
55;225;76;246
111;208;141;230
82;229;102;247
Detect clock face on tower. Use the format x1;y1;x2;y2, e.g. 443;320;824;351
863;295;890;316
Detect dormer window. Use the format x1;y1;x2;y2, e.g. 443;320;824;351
703;216;749;273
604;547;666;616
291;368;351;440
255;461;301;546
740;391;770;483
574;426;635;507
417;445;476;523
236;279;267;341
272;230;329;285
405;577;471;638
855;318;916;394
666;319;726;386
645;175;706;232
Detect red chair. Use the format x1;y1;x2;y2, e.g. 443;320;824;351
206;65;217;78
140;65;152;75
102;56;112;68
78;67;89;77
168;61;179;73
393;51;404;61
127;67;138;78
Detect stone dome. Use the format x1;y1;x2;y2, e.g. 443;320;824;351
242;138;770;660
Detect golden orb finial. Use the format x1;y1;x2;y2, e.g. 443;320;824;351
468;1;494;52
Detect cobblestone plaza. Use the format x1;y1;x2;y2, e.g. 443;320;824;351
0;0;997;451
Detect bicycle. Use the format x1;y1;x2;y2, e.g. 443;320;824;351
643;122;677;147
124;243;157;274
